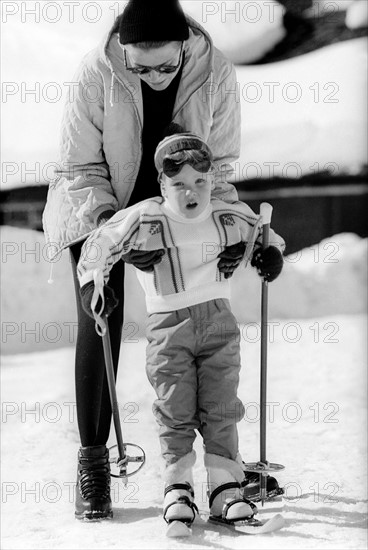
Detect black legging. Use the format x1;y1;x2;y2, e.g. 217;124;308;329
70;240;125;447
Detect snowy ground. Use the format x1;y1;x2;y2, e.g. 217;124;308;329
1;314;367;549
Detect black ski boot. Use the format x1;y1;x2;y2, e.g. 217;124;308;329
75;445;113;520
242;471;284;501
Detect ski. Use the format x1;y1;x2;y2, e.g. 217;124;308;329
207;512;285;535
166;520;192;538
165;512;285;537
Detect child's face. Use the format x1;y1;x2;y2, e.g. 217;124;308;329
160;164;214;219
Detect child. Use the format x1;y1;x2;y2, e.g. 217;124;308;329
77;129;285;525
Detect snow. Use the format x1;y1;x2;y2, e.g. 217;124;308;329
234;38;368;179
1;314;367;549
183;1;286;64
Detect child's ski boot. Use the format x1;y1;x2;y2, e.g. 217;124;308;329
205;453;258;522
163;451;198;537
164;482;198;523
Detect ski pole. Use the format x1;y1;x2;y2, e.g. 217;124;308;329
259;202;272;502
100;314;128;477
91;270;146;482
243;203;284;505
98;314;146;481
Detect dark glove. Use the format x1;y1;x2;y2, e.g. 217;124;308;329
217;241;246;279
80;281;119;319
121;249;165;272
251;245;283;282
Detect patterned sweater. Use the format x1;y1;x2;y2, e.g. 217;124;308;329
77;197;285;313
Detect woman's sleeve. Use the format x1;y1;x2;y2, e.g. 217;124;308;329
208;60;241;203
54;60;118;226
77;207;141;287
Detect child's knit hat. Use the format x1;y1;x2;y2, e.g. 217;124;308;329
154;127;213;174
119;0;189;45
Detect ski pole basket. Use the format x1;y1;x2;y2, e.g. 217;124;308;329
242;461;285;502
109;443;146;479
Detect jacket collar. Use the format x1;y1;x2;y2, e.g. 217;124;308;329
99;14;215;119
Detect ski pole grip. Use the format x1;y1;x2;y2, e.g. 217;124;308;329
260;202;273;226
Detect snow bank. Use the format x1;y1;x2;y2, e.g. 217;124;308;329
231;232;368;321
183;1;286;64
1;227;77;355
1;226;366;355
234;38;368;180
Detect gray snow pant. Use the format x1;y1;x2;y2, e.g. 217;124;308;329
145;299;245;465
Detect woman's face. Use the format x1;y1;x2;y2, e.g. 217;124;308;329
123;42;183;91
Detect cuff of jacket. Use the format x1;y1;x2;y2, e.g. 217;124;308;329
93;206;116;226
95;210;116;227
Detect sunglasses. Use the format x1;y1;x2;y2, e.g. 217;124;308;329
162;150;212;177
122;42;184;75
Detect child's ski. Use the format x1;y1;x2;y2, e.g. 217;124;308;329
165;513;285;537
208;512;285;535
166;520;192;538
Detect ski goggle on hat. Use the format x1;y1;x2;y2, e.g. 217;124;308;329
154;133;213;177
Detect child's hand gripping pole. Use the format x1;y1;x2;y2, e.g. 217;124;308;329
91;270;146;483
243;203;285;505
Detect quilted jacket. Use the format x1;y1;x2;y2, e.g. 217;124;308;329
42;14;241;256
